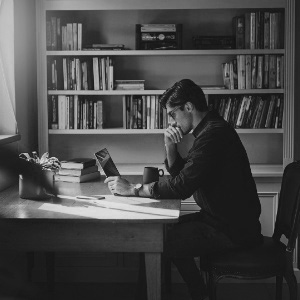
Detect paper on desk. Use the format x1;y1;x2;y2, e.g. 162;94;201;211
39;195;179;219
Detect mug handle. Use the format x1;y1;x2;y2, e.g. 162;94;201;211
158;169;164;177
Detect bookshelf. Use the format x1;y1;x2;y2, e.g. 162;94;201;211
36;0;295;170
34;0;298;283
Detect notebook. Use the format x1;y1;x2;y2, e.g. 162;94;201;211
94;148;120;177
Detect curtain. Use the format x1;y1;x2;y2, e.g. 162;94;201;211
0;0;17;134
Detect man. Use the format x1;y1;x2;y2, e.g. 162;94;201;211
105;79;263;300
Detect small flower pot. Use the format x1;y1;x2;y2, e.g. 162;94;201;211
19;163;54;200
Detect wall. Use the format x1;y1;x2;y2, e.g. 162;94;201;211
14;0;38;153
295;1;300;161
0;0;37;191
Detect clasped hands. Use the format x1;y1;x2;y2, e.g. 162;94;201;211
164;123;183;146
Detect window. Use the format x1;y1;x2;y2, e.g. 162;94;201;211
0;0;17;136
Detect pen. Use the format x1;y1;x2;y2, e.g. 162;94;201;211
76;195;105;200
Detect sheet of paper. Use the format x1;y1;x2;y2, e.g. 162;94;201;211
39;194;180;219
39;202;179;219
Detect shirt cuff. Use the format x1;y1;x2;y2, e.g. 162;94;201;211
149;181;160;199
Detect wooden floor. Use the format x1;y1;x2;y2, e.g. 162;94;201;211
0;282;294;300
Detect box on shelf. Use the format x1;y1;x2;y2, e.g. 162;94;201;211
136;24;182;50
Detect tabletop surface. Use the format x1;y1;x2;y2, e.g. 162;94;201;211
0;177;181;223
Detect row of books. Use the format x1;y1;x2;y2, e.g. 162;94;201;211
46;17;82;51
222;55;283;90
48;95;103;130
124;95;171;129
55;158;100;182
48;57;114;91
233;11;283;50
209;94;284;129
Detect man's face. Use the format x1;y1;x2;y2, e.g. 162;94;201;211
166;103;192;135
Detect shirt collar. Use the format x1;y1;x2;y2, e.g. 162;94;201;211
192;110;213;138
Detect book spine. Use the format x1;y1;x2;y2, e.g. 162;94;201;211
244;13;251;49
142;95;147;129
93;57;100;90
263;12;270;49
268;55;276;89
263;54;269;88
237;55;246;89
222;62;231;89
250;12;256;49
69;95;74;129
74;95;78;129
146;96;151;129
234;16;245;49
245;55;252;89
51;17;57;50
78;23;82;50
270;13;275;49
66;23;73;50
251;55;257;89
256;55;263;89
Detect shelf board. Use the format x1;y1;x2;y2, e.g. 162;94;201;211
47;49;285;56
0;134;21;146
45;0;286;11
48;89;284;96
49;128;283;134
48;90;165;96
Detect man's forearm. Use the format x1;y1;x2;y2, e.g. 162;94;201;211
165;143;178;168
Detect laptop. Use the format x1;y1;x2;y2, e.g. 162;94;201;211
94;148;120;177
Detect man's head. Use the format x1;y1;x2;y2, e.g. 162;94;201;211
160;79;208;134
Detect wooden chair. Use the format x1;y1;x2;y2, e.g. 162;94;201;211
201;161;300;300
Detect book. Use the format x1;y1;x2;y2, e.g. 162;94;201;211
263;54;269;88
222;62;231;89
58;165;98;176
251;55;257;89
54;171;100;183
263;12;270;49
233;16;245;49
140;24;177;32
265;95;276;128
60;158;96;169
244;13;251;49
237;55;246;89
256;55;263;89
268;55;277;89
91;43;124;50
245;55;251;89
250;12;256;49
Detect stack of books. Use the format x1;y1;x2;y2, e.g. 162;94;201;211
55;158;100;182
115;80;145;90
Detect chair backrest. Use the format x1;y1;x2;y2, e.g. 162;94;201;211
273;161;300;252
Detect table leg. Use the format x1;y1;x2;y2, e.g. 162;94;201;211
45;252;55;295
145;252;161;300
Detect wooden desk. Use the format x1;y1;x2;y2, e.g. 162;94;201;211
0;178;181;300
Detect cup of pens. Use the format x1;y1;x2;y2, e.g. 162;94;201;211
18;152;60;200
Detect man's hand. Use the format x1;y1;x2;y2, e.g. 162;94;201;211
104;176;135;196
164;124;183;147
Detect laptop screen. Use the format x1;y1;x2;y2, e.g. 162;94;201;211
94;148;120;177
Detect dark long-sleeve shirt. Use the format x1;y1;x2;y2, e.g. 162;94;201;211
152;110;263;246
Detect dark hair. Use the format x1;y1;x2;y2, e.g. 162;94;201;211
159;79;208;112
